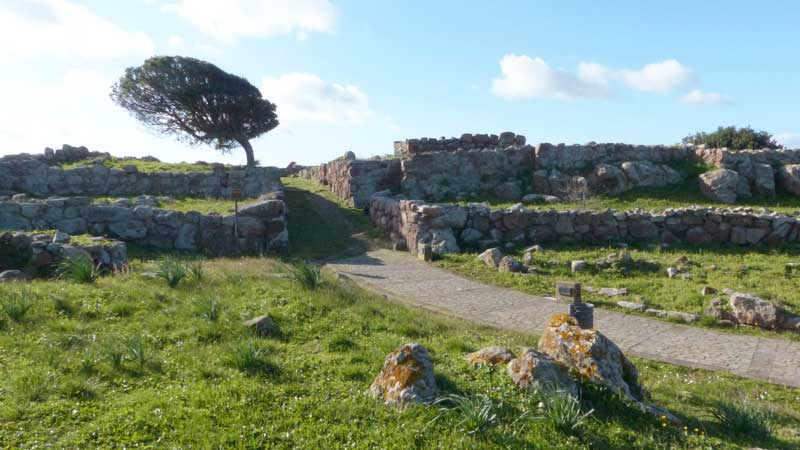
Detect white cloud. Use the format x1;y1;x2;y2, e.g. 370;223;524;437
620;59;694;93
161;0;336;43
680;89;731;105
261;73;373;125
167;35;186;51
491;54;610;100
775;133;800;149
0;0;154;61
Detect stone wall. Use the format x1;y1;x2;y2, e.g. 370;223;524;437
534;143;691;171
400;146;536;201
370;192;800;256
0;196;288;255
0;146;284;199
394;132;526;156
0;231;128;275
298;155;402;208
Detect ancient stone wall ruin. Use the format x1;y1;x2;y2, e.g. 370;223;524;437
303;134;800;208
370;192;800;256
393;131;526;157
0;145;283;199
0;195;288;255
297;156;402;207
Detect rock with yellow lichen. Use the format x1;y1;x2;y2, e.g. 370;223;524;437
507;348;578;396
466;346;515;366
369;343;437;406
537;313;681;423
537;313;641;399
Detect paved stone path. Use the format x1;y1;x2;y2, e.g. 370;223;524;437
327;249;800;388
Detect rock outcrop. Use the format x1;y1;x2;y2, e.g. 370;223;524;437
466;346;515;366
507;348;578;395
369;343;438;406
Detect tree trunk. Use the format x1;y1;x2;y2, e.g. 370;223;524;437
239;138;255;167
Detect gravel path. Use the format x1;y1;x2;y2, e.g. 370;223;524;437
327;249;800;388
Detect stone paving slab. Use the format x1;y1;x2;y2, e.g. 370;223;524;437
327;249;800;388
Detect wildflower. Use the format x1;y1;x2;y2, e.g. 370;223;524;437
662;423;667;428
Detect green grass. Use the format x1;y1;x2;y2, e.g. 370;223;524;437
58;157;233;173
437;243;800;338
281;177;379;259
0;257;798;449
89;196;261;215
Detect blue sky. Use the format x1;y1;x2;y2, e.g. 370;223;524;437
2;0;799;167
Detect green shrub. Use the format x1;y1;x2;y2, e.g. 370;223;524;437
711;396;773;440
2;291;34;322
433;394;499;438
287;260;324;290
55;255;99;284
156;257;187;288
682;126;779;150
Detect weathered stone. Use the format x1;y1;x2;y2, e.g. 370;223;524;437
778;164;800;196
571;260;588;273
0;270;30;282
507;348;577;395
478;247;503;268
728;292;781;329
699;169;742;204
108;220;147;240
244;314;277;336
538;314;642;400
753;163;775;198
498;255;524;273
465;346;515;366
617;301;646;312
369;343;437;406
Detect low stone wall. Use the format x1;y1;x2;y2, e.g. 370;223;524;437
0;196;288;255
298;155;402;207
370;192;800;256
0;146;284;199
393;132;526;156
400;146;536;201
0;231;128;275
535;143;690;171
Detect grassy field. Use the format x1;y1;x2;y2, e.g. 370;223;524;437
1;256;799;449
437;243;800;338
58;157;233;173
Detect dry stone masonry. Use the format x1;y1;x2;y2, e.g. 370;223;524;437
0;195;287;255
370;192;800;256
301;133;800;208
0;145;283;199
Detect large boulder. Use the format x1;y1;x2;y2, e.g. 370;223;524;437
589;164;628;195
507;348;578;395
466;346;515;367
728;291;781;329
498;255;524;273
538;314;642;400
369;343;437;406
753;163;775;198
778;164;800;196
620;161;681;187
699;169;743;204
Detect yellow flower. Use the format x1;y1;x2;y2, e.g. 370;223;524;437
661;415;666;419
683;426;688;430
661;423;667;428
693;428;699;433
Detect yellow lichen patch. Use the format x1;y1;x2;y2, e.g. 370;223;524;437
547;313;577;328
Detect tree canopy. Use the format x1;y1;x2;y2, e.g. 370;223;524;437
111;56;278;166
682;126;780;150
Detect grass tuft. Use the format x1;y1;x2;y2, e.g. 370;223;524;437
539;390;593;435
711;395;773;440
55;255;99;284
2;290;34;322
433;393;499;438
194;296;222;322
156;257;187;288
226;340;278;376
287;260;324;290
